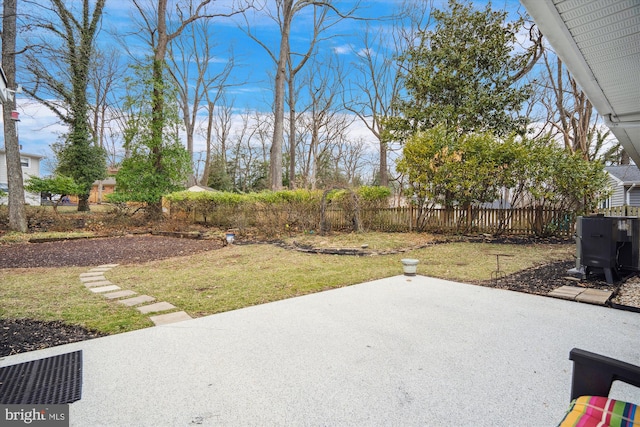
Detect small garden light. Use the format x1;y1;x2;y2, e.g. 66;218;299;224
225;232;235;245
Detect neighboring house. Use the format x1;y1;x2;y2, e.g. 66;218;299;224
68;168;119;205
89;177;116;203
0;148;43;206
187;184;216;192
603;165;640;208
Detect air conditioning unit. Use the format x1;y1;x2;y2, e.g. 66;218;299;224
575;215;640;284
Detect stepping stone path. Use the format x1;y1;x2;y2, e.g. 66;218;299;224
79;264;192;326
548;285;613;306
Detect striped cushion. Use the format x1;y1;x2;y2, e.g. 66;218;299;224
559;396;639;427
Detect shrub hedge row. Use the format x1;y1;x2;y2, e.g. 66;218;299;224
164;186;391;233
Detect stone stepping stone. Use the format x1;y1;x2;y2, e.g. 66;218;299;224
548;286;583;300
149;311;192;326
89;285;121;293
80;276;106;283
97;264;119;268
548;285;612;305
118;295;156;307
576;288;613;305
84;280;112;288
103;290;137;300
137;302;175;314
80;272;104;278
89;267;113;272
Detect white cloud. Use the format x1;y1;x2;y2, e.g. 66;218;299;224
356;47;374;58
207;56;229;64
332;44;353;55
0;99;64;159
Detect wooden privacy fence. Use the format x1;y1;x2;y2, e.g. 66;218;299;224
352;206;577;236
176;202;579;236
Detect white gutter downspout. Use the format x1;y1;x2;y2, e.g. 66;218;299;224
605;114;640;129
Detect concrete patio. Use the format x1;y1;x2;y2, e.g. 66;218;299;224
2;275;639;426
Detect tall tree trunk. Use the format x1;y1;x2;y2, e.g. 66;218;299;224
148;0;170;216
270;0;292;191
202;102;214;185
379;140;388;186
148;57;166;217
288;65;296;189
153;0;169;150
555;57;571;152
310;120;318;190
2;0;27;232
183;100;195;185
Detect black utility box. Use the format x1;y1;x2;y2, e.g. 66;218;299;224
577;215;640;283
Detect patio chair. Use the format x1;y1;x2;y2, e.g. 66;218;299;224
558;348;640;426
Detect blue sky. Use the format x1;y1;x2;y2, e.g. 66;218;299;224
5;0;526;174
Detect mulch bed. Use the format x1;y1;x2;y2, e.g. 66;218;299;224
0;234;628;357
0;319;106;357
472;259;618;295
0;234;224;268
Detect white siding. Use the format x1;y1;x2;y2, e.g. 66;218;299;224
0;151;42;206
21;156;40;181
611;188;626;207
629;188;640;206
609;176;626;207
0;152;6;183
0;151;41;183
610;185;640;207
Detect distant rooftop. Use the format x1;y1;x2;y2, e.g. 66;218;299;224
0;148;44;159
605;165;640;184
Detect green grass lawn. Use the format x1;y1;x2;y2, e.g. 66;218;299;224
0;233;574;335
0;266;152;333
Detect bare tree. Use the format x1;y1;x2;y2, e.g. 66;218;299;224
334;137;369;186
284;6;333;189
296;54;352;189
213;99;234;163
167;15;238;183
243;0;360;190
228;110;271;191
201;101;215;185
22;0;107;212
537;51;616;161
202;98;234;188
227;110;253;191
89;47;124;167
344;0;433;187
1;0;27;231
130;0;250;212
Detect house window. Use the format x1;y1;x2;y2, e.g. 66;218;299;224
20;157;30;168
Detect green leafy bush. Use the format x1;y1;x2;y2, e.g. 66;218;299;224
165;187;390;234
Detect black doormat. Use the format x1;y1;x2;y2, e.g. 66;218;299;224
0;350;82;404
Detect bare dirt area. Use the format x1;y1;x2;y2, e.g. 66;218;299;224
0;234;224;268
1;235;637;357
